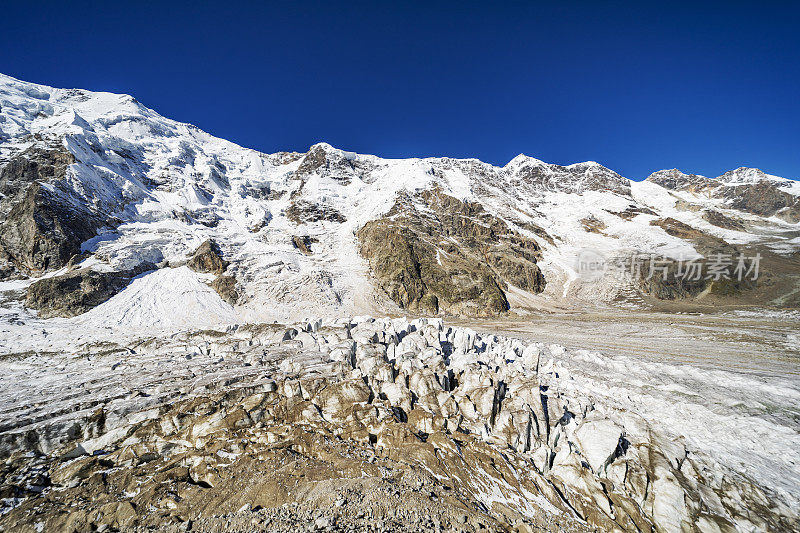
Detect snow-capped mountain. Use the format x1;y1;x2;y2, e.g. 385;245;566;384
2;74;800;533
1;73;798;329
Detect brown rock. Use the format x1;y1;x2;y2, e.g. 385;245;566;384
357;188;544;316
25;263;154;318
187;239;228;275
212;275;238;305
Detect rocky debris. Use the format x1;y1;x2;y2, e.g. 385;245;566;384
579;216;607;234
1;317;792;533
358;188;545;316
287;199;347;224
292;235;319;255
701;209;746;231
0;144;109;279
187;240;238;304
638;218;765;301
24;262;155;318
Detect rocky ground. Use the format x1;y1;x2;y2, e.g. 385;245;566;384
1;316;797;532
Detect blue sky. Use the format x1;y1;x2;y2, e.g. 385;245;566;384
2;1;798;180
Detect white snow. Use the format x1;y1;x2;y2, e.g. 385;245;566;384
3;73;799;322
79;266;238;330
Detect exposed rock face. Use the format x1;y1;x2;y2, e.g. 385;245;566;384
702;209;746;231
187;239;228;275
187;240;238;304
0;145;106;279
646;169;720;194
638;218;758;301
291;235;318;255
722;180;800;223
0;144;75;213
634;260;711;300
647;168;800;223
25;263;155;318
1;317;792;532
649;217;731;255
211;274;238;305
286;199;347;224
358;189;545;316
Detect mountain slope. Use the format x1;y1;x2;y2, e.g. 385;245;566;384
1;73;799;328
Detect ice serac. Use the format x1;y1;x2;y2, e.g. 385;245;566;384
1;317;796;532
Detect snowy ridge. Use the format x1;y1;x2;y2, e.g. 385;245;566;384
1;72;799;330
2;75;800;533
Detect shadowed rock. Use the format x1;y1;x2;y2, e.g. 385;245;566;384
187;240;238;304
0;145;110;279
358;188;545;316
187;239;228;276
25;263;155;318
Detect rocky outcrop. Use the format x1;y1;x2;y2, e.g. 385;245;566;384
211;275;238;305
187;239;229;275
187;240;238;304
647;168;800;223
637;219;759;301
721;180;800;223
609;204;657;220
580;216;607;234
646;169;719;194
358;189;545;316
649;217;731;255
0;144;75;214
291;235;318;255
286;199;347;224
25;263;155;318
702;209;746;231
0;145;108;279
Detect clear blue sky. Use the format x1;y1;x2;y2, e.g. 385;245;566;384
2;1;798;180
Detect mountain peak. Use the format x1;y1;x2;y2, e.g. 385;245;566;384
505;153;547;167
716;167;786;185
